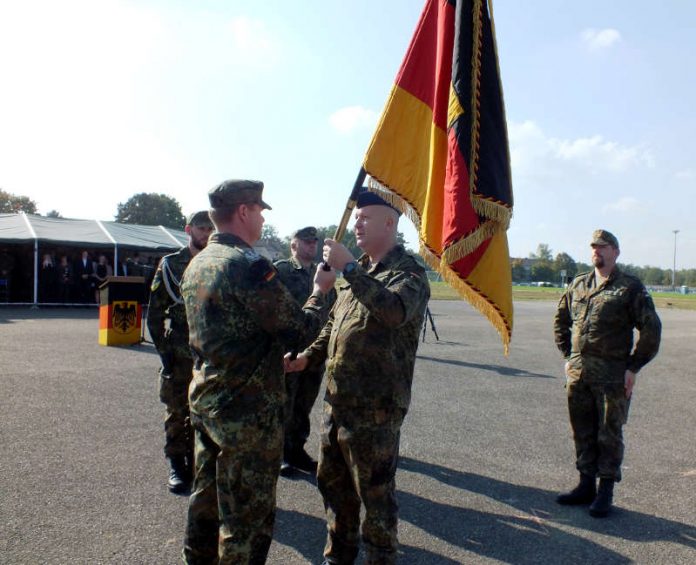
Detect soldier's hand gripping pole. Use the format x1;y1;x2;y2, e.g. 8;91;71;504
322;168;367;271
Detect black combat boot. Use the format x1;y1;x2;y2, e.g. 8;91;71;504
556;473;596;505
167;456;190;494
589;478;614;518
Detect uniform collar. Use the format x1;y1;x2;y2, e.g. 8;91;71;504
209;232;251;249
358;244;404;273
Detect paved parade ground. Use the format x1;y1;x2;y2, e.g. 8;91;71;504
1;301;695;564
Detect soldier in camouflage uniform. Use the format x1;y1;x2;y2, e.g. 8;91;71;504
147;211;214;494
286;189;430;565
554;229;661;518
180;180;336;565
275;226;336;476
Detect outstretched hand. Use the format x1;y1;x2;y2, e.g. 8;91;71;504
284;351;309;373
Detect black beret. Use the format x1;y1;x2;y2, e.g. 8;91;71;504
356;187;401;216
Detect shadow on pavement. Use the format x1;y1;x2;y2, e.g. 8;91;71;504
274;508;464;565
417;356;556;379
399;456;696;563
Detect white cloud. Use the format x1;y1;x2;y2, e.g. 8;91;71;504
328;106;379;134
581;28;622;51
508;120;654;180
602;197;641;214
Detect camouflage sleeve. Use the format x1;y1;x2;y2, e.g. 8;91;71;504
303;301;335;367
627;285;662;372
342;264;430;328
236;257;327;350
553;291;572;358
146;260;169;352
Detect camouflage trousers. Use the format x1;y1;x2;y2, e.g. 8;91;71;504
182;404;284;565
159;354;194;459
283;366;323;453
318;402;406;565
567;379;630;482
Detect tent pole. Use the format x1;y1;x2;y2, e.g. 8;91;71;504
33;240;38;307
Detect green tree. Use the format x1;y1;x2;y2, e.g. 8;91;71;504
0;189;38;214
115;193;185;229
46;210;63;218
511;258;528;282
554;252;577;283
531;243;553;261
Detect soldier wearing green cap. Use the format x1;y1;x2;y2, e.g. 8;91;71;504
180;179;336;564
275;226;336;476
146;210;214;494
554;229;661;518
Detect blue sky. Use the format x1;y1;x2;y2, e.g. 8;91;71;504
0;0;694;269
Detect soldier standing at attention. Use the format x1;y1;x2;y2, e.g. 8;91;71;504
285;189;430;565
180;180;336;564
275;226;336;476
554;229;661;518
147;211;214;494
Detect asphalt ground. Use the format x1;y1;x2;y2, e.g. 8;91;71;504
0;301;694;564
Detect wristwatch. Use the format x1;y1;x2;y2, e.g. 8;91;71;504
343;261;358;275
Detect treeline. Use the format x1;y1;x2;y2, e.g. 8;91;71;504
513;243;696;287
3;189;692;285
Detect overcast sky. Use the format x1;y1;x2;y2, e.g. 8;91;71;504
1;0;694;269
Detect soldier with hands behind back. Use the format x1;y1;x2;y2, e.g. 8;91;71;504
147;211;214;494
554;229;661;518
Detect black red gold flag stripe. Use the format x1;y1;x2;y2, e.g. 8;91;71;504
363;0;513;351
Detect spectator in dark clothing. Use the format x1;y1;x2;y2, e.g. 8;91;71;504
57;255;74;303
39;253;58;302
74;250;95;303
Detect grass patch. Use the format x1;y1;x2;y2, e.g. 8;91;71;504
429;281;696;310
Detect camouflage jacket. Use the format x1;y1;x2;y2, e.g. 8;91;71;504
146;246;192;358
304;245;430;410
275;256;337;349
180;233;329;417
554;268;661;383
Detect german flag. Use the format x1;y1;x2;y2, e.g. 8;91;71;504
363;0;513;351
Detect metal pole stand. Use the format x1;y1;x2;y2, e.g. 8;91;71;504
421;305;439;342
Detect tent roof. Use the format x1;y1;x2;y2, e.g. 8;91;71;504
0;213;187;251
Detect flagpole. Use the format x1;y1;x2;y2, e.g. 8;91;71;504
332;167;366;243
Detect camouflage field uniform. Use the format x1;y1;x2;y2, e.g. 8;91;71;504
147;246;194;464
180;232;328;565
303;245;430;565
554;269;661;481
274;256;335;457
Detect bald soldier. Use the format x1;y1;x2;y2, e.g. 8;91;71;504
180;180;336;564
285;188;430;565
147;211;214;493
554;229;661;518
